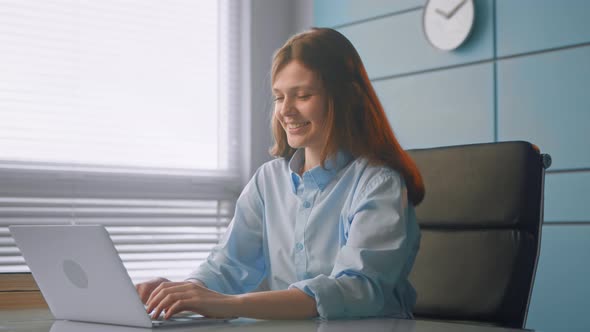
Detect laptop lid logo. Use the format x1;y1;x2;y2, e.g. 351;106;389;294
62;259;89;289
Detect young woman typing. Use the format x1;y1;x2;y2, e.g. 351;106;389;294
136;27;424;321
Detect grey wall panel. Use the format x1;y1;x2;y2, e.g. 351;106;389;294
544;172;590;223
526;225;590;331
373;63;494;150
339;0;494;79
314;0;424;28
497;0;590;57
497;46;590;170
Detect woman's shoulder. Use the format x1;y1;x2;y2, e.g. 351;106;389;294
348;157;404;193
256;157;289;176
248;157;290;187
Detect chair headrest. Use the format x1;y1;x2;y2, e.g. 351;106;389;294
407;141;547;229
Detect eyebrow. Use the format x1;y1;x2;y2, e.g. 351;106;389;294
272;85;319;93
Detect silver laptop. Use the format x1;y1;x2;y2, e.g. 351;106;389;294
9;224;230;328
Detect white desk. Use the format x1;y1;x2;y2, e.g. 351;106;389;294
0;309;537;332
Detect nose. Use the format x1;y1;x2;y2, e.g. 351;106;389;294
278;97;296;117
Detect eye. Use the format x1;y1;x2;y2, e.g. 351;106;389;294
297;95;311;100
273;96;284;102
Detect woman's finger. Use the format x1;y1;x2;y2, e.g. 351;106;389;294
163;299;190;320
146;282;169;313
136;277;170;304
146;282;193;315
151;292;184;320
146;281;178;310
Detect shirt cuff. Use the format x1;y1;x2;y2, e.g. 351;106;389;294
289;275;346;319
184;278;206;287
186;271;221;293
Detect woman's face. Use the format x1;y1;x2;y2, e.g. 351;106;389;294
272;61;329;156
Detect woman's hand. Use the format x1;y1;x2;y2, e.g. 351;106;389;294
145;281;238;320
135;277;170;304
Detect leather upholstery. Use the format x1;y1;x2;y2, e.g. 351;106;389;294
407;141;548;328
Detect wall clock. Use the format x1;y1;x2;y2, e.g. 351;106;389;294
423;0;475;51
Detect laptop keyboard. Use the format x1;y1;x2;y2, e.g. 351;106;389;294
146;307;209;324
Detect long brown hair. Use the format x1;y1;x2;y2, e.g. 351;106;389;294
270;28;424;205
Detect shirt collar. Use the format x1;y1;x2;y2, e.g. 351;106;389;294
288;149;354;193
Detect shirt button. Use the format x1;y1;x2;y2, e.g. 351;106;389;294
295;242;304;251
303;201;311;208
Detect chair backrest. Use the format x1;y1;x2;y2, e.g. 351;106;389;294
407;141;551;328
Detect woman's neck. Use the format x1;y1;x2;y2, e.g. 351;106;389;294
301;148;322;174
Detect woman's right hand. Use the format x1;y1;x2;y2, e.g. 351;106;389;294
136;277;171;304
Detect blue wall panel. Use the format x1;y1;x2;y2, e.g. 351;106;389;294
338;0;494;79
315;2;590;331
314;0;424;28
373;63;494;150
545;172;590;223
497;0;590;57
497;46;590;170
526;225;590;331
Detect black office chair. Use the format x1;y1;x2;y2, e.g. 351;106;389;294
407;141;551;329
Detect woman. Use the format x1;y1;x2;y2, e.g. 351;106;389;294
137;27;424;320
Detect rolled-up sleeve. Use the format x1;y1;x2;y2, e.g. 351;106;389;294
289;170;420;319
187;169;267;295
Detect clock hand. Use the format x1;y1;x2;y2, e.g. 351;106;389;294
435;8;451;18
446;0;468;19
434;0;468;19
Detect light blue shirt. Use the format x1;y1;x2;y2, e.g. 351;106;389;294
188;149;421;319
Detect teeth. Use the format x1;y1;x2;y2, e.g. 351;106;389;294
287;122;309;129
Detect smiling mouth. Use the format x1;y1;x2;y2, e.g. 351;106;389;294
286;121;311;129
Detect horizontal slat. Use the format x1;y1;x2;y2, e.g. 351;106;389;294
0;256;24;265
0;265;29;273
2;226;225;245
115;244;216;253
0;198;234;219
122;260;204;270
0;196;232;205
0;168;242;200
119;252;208;261
0;197;230;208
106;226;224;235
1;226;227;235
0;247;19;256
1;232;225;246
128;269;200;280
0;218;231;227
110;235;220;245
0;208;233;218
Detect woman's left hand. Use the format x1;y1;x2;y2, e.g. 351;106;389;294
145;281;238;320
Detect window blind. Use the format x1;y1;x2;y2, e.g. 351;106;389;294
0;0;243;284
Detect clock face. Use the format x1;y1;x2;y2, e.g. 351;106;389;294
423;0;475;51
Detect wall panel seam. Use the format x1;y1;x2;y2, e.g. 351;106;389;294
543;222;590;226
330;6;423;29
546;168;590;174
370;58;494;82
371;41;590;83
497;42;590;61
492;0;498;142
